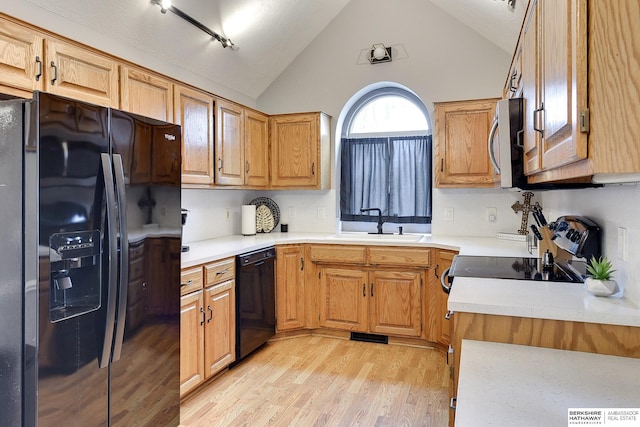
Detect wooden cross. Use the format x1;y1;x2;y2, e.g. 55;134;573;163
511;192;541;235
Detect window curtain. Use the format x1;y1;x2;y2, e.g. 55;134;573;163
340;135;432;224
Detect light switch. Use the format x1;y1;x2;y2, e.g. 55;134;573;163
618;227;627;261
444;208;454;222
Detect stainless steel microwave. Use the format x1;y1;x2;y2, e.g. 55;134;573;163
488;98;598;191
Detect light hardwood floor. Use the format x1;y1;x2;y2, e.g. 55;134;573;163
180;336;449;426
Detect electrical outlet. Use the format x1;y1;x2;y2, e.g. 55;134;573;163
444;208;454;222
288;206;296;219
225;208;231;221
618;227;627;261
317;207;327;219
487;207;497;223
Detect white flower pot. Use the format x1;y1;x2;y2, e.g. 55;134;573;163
584;278;619;297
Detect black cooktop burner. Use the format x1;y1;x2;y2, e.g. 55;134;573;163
449;256;587;283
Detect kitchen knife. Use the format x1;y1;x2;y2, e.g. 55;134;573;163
533;205;547;226
530;224;544;241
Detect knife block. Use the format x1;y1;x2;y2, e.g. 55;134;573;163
538;226;572;263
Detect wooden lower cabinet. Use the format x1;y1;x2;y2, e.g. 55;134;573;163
275;245;306;331
180;290;205;396
203;281;235;377
319;266;368;331
426;250;457;346
318;265;423;338
180;258;236;397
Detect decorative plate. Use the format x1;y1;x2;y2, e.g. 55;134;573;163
249;197;280;233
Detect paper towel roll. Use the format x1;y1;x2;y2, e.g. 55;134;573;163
242;205;256;236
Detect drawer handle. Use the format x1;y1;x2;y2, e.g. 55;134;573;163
35;56;43;81
218;158;223;171
199;307;205;325
362;283;366;297
450;397;457;410
311;162;315;176
207;305;213;323
215;269;228;275
434;263;440;279
370;282;374;297
181;279;193;287
50;61;58;85
300;257;304;271
246;161;250;173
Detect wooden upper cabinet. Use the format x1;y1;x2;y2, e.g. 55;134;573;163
215;98;244;186
537;0;588;171
244;109;269;187
270;112;331;189
275;245;306;331
120;66;173;122
521;0;542;175
175;85;215;185
44;38;119;108
434;98;498;188
0;18;44;98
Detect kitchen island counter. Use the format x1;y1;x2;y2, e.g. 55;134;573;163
455;339;640;427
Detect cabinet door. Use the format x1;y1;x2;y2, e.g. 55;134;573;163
44;38;118;108
521;1;542;175
434;99;498;187
426;250;456;345
270;113;319;188
203;281;235;378
215;99;244;185
369;270;422;337
0;18;44;98
244;109;269;187
275;245;306;331
319;266;368;331
539;0;587;170
175;85;215;185
180;290;205;396
120;66;173;122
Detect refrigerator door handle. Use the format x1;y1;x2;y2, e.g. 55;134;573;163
111;154;129;362
99;153;119;368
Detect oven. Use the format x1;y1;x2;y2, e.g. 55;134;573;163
235;247;276;362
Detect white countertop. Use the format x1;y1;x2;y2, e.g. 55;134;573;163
455;340;640;427
129;227;180;244
448;276;640;327
180;232;532;268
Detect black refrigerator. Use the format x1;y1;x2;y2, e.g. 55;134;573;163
0;92;181;426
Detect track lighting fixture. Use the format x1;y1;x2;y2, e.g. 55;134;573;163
150;0;236;49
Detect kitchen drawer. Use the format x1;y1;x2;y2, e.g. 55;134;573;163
129;255;145;281
181;266;204;295
367;247;430;267
309;245;366;264
204;257;235;287
129;241;145;260
127;278;146;306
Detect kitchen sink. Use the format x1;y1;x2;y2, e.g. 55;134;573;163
326;232;424;243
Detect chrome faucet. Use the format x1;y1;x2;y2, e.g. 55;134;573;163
360;208;384;234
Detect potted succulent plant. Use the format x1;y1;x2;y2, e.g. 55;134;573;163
584;256;619;296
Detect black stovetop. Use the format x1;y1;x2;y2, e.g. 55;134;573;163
449;256;587;283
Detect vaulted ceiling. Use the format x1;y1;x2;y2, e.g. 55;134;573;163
22;0;526;100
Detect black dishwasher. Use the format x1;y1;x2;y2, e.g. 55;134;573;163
235;247;276;362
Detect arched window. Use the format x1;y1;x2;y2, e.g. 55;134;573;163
340;87;432;231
